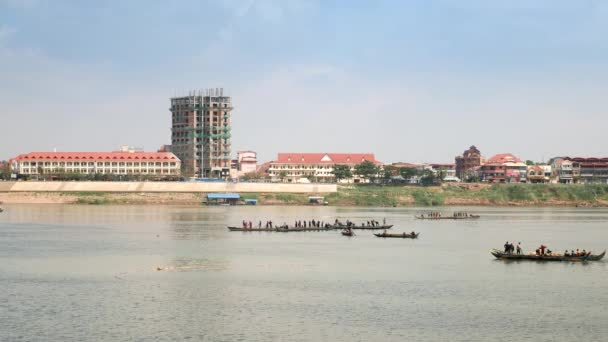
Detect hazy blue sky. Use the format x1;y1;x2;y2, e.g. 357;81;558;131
1;0;607;164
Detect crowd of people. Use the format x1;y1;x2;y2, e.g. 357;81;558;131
453;212;471;218
563;249;588;257
502;241;589;257
422;212;442;218
503;241;523;254
339;218;386;228
240;218;390;230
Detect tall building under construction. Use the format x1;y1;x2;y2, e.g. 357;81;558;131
169;88;232;178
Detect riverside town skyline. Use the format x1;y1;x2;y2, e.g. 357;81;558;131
2;3;608;342
2;2;608;163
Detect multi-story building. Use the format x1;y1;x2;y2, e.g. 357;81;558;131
527;165;552;183
236;151;257;175
170;88;232;178
455;145;483;180
480;153;527;183
550;157;608;184
268;153;381;183
10;151;180;177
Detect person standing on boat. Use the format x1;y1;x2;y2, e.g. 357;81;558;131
516;242;522;255
504;241;510;253
539;244;546;255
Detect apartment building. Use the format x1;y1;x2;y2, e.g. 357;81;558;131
550;157;608;184
268;153;381;183
11;151;180;177
170;88;232;178
480;153;527;183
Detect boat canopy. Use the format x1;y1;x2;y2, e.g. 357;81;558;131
207;193;240;199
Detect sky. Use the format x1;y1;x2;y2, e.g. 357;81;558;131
1;0;607;164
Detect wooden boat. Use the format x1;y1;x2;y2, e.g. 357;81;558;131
587;250;606;261
490;249;590;261
416;214;480;220
329;224;393;230
374;232;419;239
275;226;335;232
341;230;354;236
227;226;276;232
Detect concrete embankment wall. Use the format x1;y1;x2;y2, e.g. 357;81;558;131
0;181;337;193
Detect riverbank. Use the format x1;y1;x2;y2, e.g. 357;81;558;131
1;183;607;206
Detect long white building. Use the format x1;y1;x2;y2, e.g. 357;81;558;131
11;151;181;176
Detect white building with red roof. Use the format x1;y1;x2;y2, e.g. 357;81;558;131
268;153;382;183
11;151;181;177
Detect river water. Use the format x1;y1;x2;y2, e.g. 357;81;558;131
1;205;607;341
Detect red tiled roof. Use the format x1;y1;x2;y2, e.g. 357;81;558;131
560;157;608;163
392;162;424;168
486;153;522;165
12;152;180;161
429;163;455;168
275;153;381;165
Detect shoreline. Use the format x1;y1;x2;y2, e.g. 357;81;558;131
2;183;607;207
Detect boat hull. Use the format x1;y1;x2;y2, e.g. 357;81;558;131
374;232;419;239
587;250;606;261
491;249;590;261
228;227;276;232
416;215;479;220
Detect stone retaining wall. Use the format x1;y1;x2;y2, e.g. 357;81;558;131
0;181;336;193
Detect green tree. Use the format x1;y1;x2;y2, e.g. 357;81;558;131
0;161;11;180
355;161;379;182
331;164;352;183
525;160;535;166
420;169;437;186
278;171;287;182
382;165;397;183
399;167;418;182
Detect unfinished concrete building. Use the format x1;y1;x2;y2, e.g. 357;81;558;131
170;88;233;178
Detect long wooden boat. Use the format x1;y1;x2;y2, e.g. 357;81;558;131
587;250;606;261
491;249;590;261
374;232;419;239
329;224;393;230
341;230;354;236
275;227;335;232
416;215;480;220
228;226;276;232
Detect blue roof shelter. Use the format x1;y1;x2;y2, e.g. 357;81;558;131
206;193;240;205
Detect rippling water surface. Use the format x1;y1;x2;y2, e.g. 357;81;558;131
1;205;607;341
